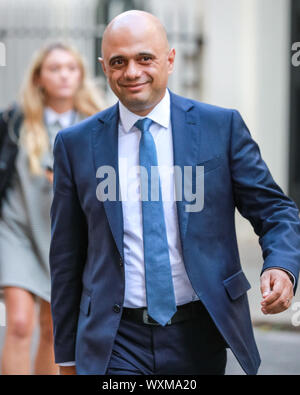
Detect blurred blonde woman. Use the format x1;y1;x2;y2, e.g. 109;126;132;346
0;42;105;374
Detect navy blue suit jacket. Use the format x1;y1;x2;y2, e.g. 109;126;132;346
50;91;300;375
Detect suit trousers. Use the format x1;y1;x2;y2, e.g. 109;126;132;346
105;302;227;375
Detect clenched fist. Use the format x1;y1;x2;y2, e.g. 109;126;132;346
260;269;294;314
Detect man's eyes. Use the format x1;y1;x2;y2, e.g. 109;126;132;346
110;56;153;67
139;56;152;62
111;59;124;66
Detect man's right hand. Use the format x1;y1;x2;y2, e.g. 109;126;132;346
59;366;77;375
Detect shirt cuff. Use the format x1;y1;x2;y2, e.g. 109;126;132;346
59;361;76;366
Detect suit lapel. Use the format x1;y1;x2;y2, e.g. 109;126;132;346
170;92;201;246
92;103;124;260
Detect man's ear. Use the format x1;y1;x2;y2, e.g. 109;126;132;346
98;57;106;75
167;48;176;75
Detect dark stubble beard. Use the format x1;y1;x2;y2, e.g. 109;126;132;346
120;88;166;116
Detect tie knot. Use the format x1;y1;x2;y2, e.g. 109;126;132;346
134;118;153;133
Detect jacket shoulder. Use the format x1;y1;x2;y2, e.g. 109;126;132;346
171;92;235;118
58;112;100;140
58;104;118;142
170;93;238;135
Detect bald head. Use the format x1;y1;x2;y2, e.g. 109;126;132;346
102;10;169;58
99;10;175;116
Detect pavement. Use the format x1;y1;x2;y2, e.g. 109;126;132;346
226;328;300;374
224;213;300;374
0;212;299;374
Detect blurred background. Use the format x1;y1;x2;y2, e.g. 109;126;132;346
0;0;300;374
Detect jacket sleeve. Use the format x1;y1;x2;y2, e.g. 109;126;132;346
49;132;88;364
230;110;300;291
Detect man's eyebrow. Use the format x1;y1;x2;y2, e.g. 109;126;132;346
137;52;154;57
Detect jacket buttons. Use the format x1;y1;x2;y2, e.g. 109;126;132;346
119;258;123;267
113;304;121;313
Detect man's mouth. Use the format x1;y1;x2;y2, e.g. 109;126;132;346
119;81;149;91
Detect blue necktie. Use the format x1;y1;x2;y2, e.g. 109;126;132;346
135;118;177;326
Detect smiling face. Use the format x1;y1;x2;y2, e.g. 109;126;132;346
100;12;175;116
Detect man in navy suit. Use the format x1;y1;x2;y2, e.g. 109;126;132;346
50;10;300;375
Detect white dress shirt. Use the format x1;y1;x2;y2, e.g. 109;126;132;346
119;89;198;308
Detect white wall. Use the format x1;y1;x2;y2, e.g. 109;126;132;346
148;0;204;99
201;0;290;240
202;0;290;193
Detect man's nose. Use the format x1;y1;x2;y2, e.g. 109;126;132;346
124;60;141;80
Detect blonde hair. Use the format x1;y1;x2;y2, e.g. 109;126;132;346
19;41;106;175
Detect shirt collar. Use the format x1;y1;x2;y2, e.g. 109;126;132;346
118;89;170;133
44;106;76;129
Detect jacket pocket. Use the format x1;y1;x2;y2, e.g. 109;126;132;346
223;270;251;301
197;156;221;174
79;291;91;316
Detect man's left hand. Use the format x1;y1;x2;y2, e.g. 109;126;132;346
260;269;293;314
